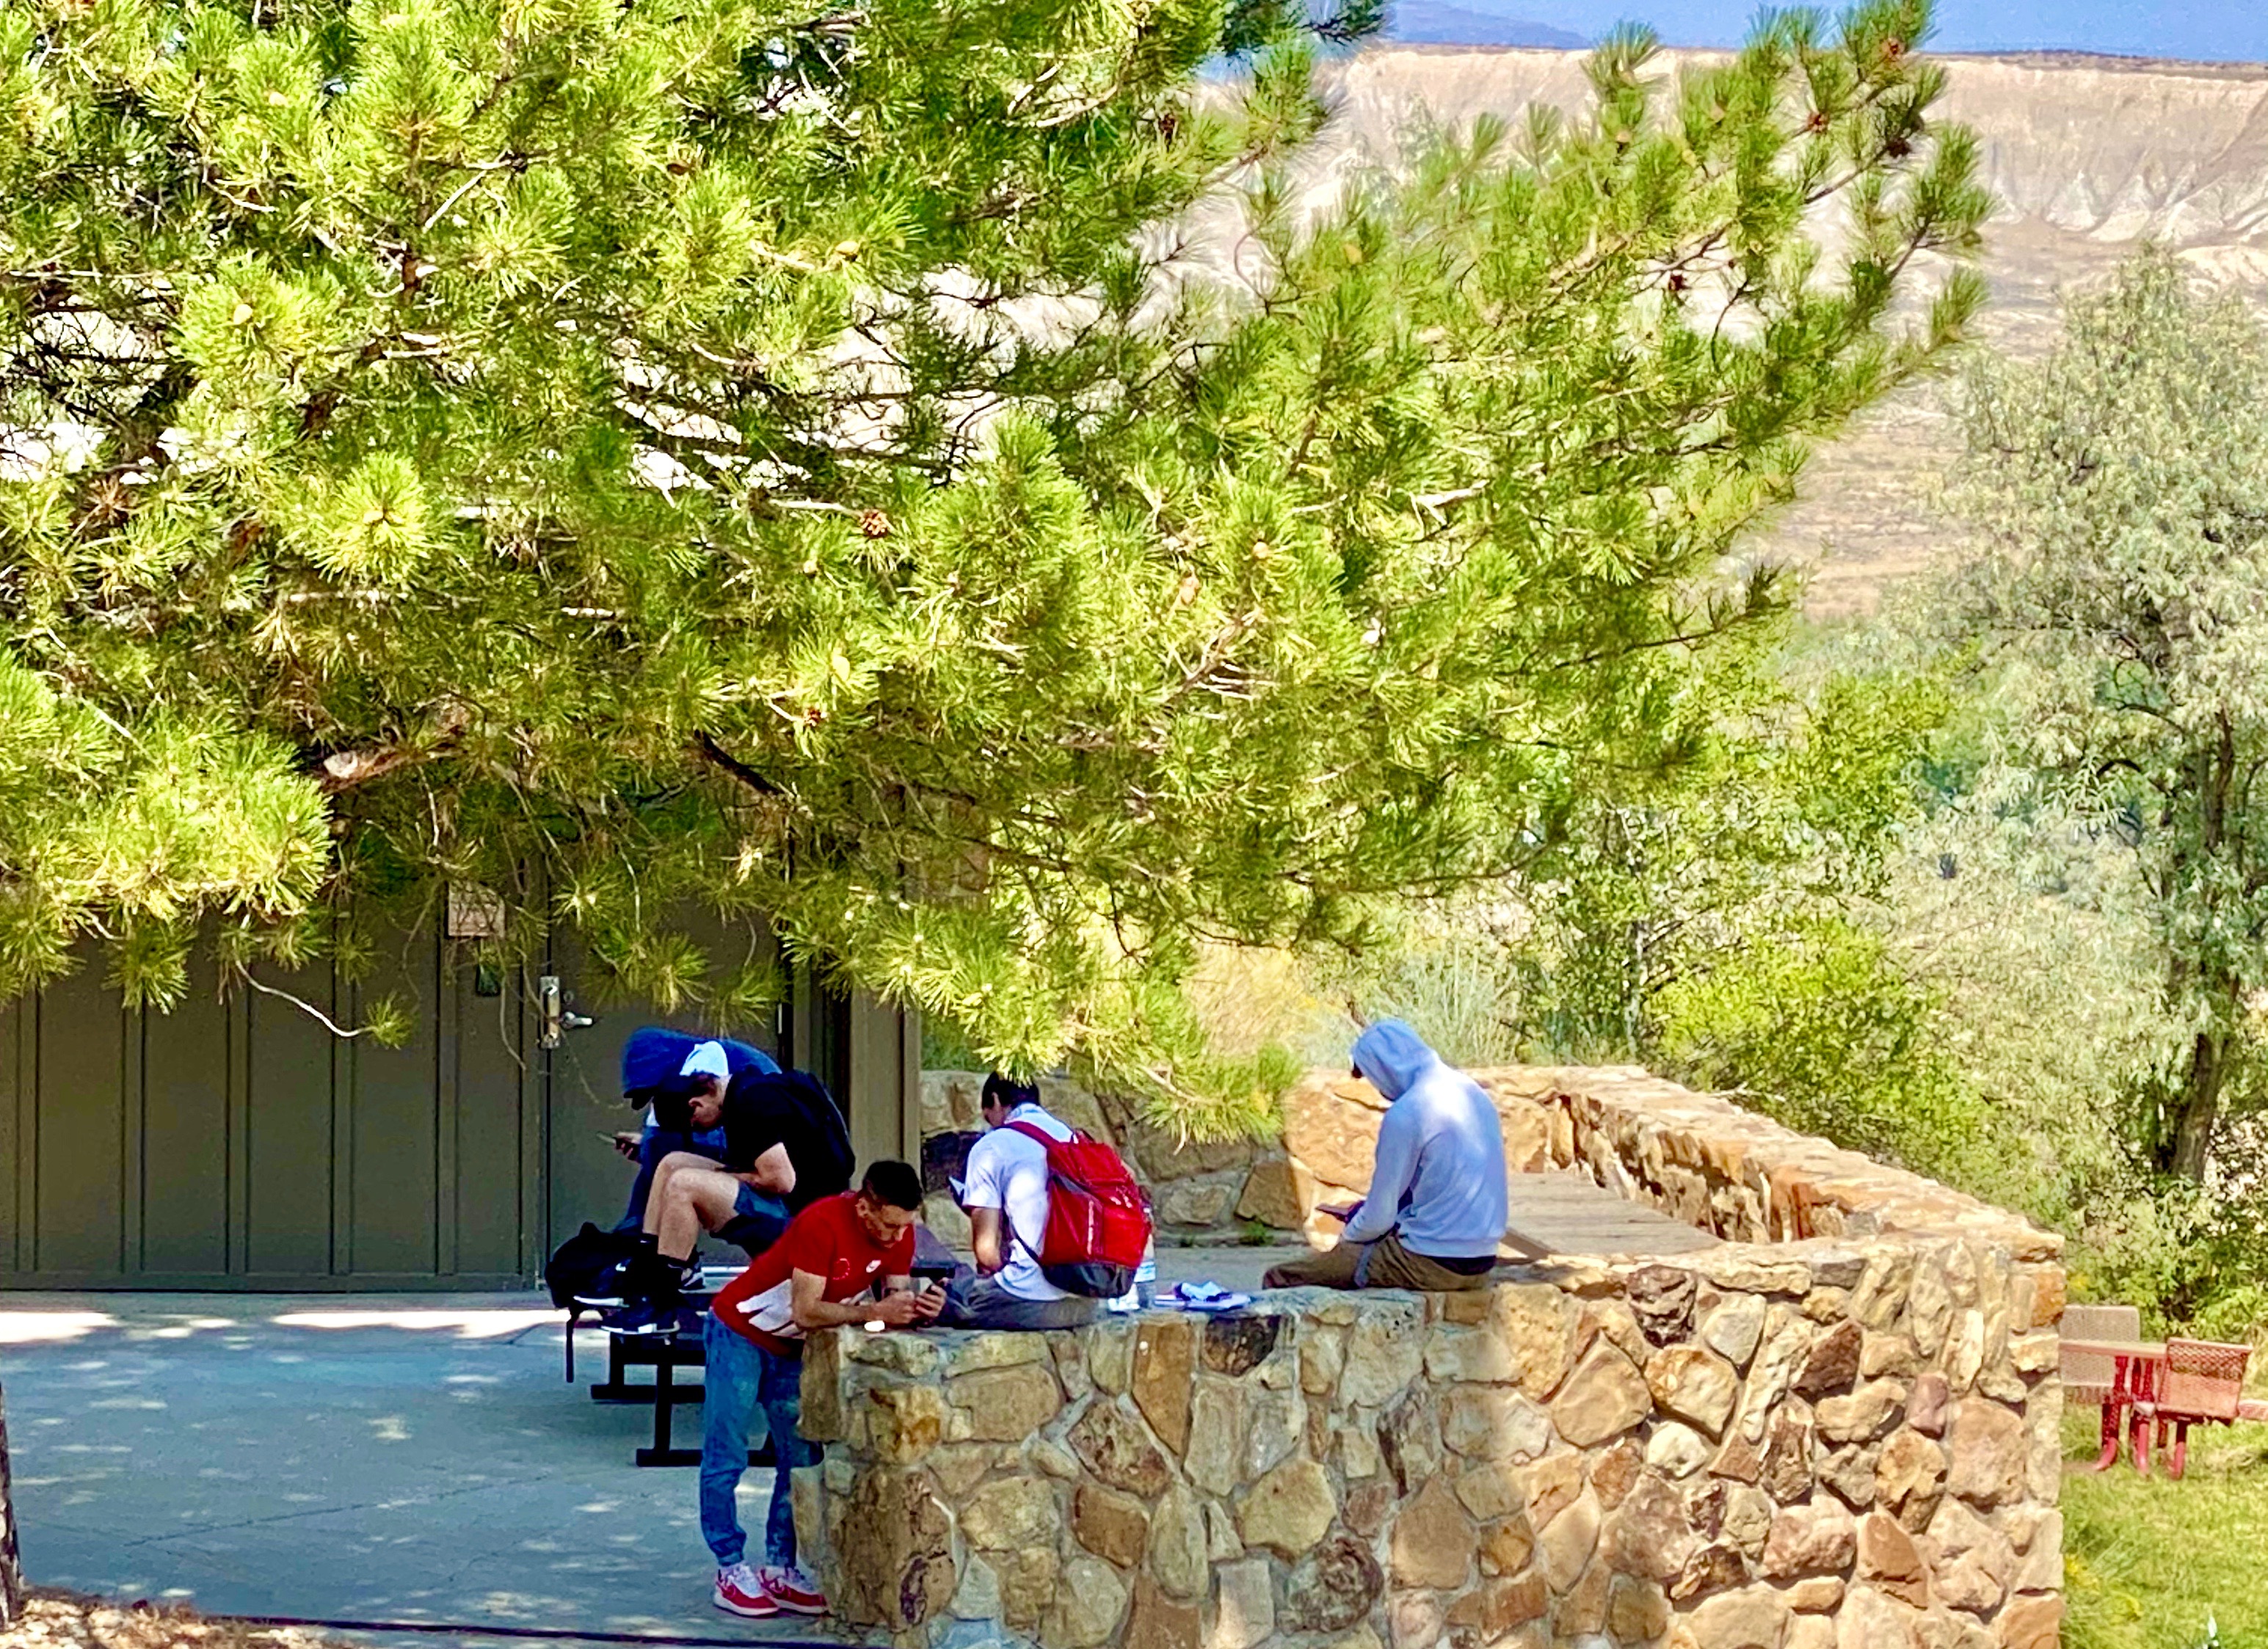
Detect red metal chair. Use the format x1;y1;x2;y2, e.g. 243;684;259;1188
2134;1337;2263;1478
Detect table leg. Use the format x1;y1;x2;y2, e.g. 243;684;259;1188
2090;1398;2121;1471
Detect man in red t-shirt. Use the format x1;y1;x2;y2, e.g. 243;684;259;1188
700;1160;942;1620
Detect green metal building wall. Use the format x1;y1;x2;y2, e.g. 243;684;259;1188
0;925;916;1291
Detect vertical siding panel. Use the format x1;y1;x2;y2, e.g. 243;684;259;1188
139;956;233;1275
346;923;440;1275
244;963;339;1277
32;967;126;1275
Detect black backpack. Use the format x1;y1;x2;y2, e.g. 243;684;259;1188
545;1222;640;1308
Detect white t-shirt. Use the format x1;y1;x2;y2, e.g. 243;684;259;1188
962;1104;1074;1302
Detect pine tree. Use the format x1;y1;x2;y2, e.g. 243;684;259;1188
0;0;1982;1121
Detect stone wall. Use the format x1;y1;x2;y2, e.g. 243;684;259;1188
1;1380;23;1628
809;1067;2066;1649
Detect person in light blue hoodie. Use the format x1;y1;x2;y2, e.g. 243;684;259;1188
1263;1019;1508;1292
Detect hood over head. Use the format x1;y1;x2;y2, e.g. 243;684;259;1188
621;1026;700;1096
1350;1018;1442;1102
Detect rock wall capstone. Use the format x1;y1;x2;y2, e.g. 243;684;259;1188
814;1066;2065;1649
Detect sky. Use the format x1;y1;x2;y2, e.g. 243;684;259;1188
1480;1;2268;61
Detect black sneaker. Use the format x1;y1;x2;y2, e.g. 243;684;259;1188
600;1299;681;1336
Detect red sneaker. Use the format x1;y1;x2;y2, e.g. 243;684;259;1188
713;1562;779;1618
760;1564;828;1615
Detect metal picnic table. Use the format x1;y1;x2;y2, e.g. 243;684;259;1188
2062;1336;2165;1473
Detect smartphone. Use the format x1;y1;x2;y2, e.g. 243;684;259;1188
911;1261;957;1288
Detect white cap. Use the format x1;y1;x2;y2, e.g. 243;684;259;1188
680;1041;731;1083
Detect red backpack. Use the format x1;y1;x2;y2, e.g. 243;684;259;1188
1006;1120;1155;1298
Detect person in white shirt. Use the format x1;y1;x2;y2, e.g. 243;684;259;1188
938;1075;1102;1330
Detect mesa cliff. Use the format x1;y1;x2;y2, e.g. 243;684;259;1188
1305;48;2268;611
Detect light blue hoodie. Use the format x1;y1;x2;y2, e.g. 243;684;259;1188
1340;1019;1508;1260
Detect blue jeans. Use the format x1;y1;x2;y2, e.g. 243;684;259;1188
725;1184;791;1256
699;1313;814;1569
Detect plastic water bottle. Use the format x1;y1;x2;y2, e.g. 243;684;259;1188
1108;1238;1157;1313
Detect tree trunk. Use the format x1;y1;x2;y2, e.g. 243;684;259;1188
0;1380;22;1628
2165;1027;2232;1182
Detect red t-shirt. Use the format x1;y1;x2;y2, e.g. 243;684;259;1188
712;1191;915;1354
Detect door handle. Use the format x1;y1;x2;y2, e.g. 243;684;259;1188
537;975;595;1049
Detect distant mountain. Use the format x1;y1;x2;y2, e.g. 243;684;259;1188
1385;2;1585;48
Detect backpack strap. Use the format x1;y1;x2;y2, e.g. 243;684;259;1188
1005;1118;1083;1149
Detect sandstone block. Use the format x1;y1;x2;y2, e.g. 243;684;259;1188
1441;1383;1555;1463
1605;1473;1696;1583
1759;1498;1856;1579
1071;1483;1149;1569
1452;1460;1521;1522
1157;1177;1236;1229
1480;1515;1536;1576
1444;1574;1548;1648
1387;1588;1444;1649
1836;1584;1920;1649
1045;1557;1129;1649
1526;1450;1587;1529
1924;1499;2016;1615
1608;1571;1671;1642
1235;1157;1316;1229
1795;1320;1864;1398
1378;1386;1442;1495
834;1468;956;1631
1131;1319;1196;1455
1243;1389;1303;1481
1086;1317;1135;1395
1944;1401;2027;1508
1862;1332;1921;1380
1817;1441;1882;1510
1759;1405;1816;1501
1646;1421;1712;1478
1391;1471;1476;1589
1858;1513;1930;1608
1283;1534;1384;1634
1538;1488;1602;1590
1000;1546;1063;1631
1204;1315;1284;1378
942;1332;1054;1375
1124;1577;1201;1649
1185;1380;1248;1495
1146;1486;1208;1601
948;1365;1063;1444
1670;1541;1748;1602
1875;1430;1946;1531
951;1552;1000;1623
1701;1293;1768;1367
1240;1457;1336;1557
1817;1378;1908;1444
962;1477;1057;1551
858;1380;948;1463
1591;1435;1645;1509
1341;1299;1428;1408
1685;1584;1790;1649
1211;1557;1275;1649
1069;1401;1171;1497
1647;1345;1740;1435
1784;1576;1844;1612
1551;1343;1651;1446
1994;1594;2062;1649
1907;1372;1950;1437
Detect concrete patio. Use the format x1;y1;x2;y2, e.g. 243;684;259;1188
0;1251;1295;1645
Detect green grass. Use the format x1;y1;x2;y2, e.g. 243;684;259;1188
2062;1413;2268;1649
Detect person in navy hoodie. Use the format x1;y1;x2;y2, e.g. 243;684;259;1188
611;1026;779;1230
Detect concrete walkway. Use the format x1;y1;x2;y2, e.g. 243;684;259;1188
0;1252;1308;1645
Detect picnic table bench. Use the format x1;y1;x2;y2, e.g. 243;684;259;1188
566;1270;774;1469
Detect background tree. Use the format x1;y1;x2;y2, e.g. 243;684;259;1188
0;0;1983;1121
1947;252;2268;1179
